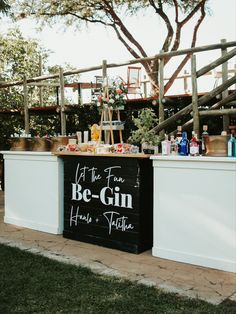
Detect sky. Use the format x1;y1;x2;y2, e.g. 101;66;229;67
1;0;236;96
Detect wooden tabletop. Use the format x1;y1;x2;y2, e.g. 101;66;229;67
53;151;151;158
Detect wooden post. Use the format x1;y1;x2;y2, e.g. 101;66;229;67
191;55;200;138
143;75;148;98
235;64;236;90
23;76;29;134
39;55;43;107
221;39;229;132
183;70;189;94
117;110;123;143
102;60;109;143
158;52;165;139
102;59;107;79
59;67;66;135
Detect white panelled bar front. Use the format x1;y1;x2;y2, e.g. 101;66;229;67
151;156;236;273
1;151;64;234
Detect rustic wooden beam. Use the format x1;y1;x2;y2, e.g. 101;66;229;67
27;82;60;87
172;91;236;134
196;47;236;78
158;52;165;138
0;41;235;89
23;76;29;134
102;60;109;143
59;68;66;136
191;55;200;137
199;108;236;116
39;55;43;107
209;90;236;110
152;74;236;133
221;39;230;131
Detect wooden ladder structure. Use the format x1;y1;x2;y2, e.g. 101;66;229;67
154;44;236;138
98;108;123;145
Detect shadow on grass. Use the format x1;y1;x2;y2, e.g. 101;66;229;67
0;244;235;314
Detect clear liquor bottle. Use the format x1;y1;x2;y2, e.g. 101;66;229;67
161;134;171;155
176;126;182;142
170;135;178;155
176;126;182;154
201;125;209;155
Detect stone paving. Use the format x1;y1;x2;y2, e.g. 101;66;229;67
0;190;235;305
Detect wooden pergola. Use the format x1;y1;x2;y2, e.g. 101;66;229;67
0;39;236;137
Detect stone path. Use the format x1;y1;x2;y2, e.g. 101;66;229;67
0;190;235;305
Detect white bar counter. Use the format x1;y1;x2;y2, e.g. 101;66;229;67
1;151;64;234
151;155;236;273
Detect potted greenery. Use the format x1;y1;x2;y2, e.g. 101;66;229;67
128;108;160;154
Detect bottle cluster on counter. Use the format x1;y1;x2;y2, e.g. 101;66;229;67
161;125;236;157
62;130;140;154
9;128;141;154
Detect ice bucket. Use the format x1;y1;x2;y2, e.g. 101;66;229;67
30;137;52;152
205;135;228;157
9;137;32;151
50;136;76;151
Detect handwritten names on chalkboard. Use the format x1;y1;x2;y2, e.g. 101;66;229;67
70;205;134;235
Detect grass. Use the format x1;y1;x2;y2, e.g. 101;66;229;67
0;244;235;314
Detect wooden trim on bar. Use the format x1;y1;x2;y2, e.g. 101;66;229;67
53;151;151;158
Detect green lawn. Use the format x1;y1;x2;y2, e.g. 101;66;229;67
0;244;235;314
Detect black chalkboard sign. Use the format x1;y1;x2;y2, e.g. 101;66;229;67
62;156;153;253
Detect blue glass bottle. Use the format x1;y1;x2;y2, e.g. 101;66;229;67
179;131;189;156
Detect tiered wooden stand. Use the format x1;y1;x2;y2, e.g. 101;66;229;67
98;107;124;145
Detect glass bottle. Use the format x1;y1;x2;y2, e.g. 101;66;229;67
232;130;236;157
170;135;178;155
179;132;189;156
190;131;199;156
176;126;182;154
176;126;182;142
161;134;171;155
201;125;209;155
228;133;235;157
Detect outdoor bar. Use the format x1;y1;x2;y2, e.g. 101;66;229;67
1;149;153;253
0;39;236;273
151;155;236;273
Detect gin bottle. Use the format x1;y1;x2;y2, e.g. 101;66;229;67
190;131;199;156
161;134;171;155
179;132;189;156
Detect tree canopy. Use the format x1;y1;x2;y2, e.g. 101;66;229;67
0;0;10;14
0;29;83;143
9;0;208;95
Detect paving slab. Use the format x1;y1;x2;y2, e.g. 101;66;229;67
0;190;235;305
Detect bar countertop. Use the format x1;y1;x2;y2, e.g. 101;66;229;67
53;151;151;158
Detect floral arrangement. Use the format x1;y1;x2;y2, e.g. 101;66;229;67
95;79;127;110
